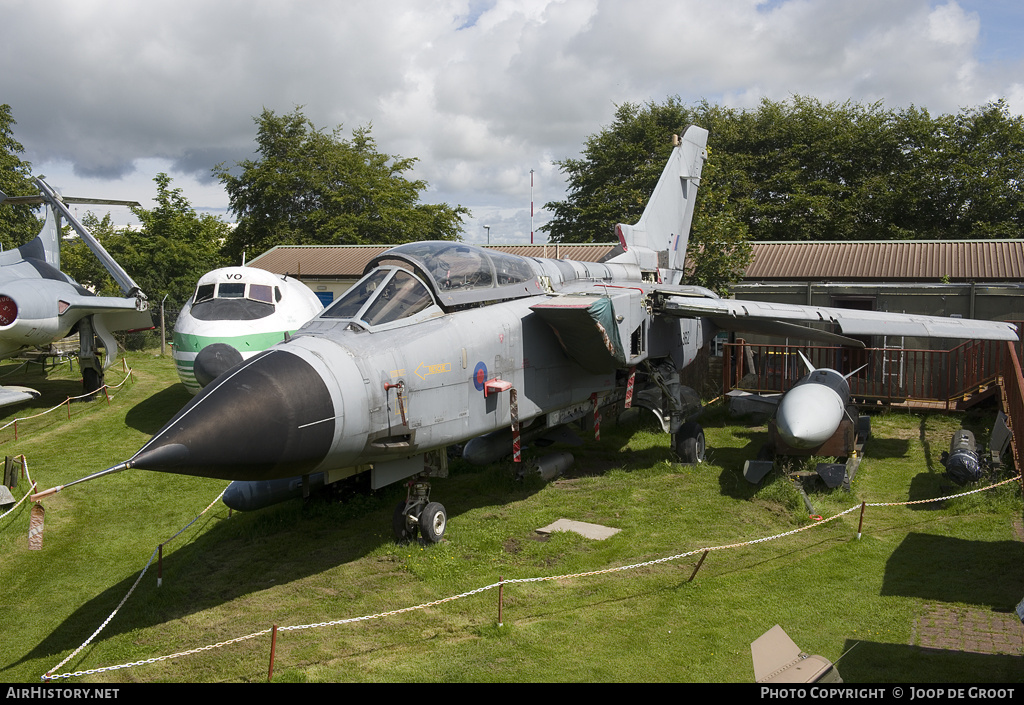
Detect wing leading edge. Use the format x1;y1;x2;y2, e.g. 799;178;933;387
660;296;1019;342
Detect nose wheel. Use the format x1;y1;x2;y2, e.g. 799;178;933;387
392;480;447;544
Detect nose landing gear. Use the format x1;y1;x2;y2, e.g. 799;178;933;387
392;479;447;544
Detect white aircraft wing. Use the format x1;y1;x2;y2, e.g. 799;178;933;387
661;296;1018;342
59;294;149;317
0;385;40;408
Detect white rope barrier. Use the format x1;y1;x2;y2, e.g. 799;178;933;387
0;361;134;441
40;471;1021;681
42;489;226;680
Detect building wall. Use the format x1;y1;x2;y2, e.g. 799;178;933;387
293;277;358;307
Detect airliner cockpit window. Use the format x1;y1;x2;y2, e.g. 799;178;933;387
194;284;215;304
219;283;246;298
190;281;276;322
249;283;274;304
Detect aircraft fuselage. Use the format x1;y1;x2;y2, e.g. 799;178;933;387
131;243;709;490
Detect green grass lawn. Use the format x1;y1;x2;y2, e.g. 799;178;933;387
0;351;1021;683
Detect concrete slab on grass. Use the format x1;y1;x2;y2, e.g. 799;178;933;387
536;518;621;540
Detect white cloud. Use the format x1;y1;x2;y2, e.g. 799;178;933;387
3;0;1023;244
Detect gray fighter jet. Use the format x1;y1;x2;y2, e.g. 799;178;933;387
34;126;1017;542
0;179;150;401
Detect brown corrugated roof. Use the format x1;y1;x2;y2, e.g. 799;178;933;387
247;240;1024;282
248;243;617;278
489;244;616;262
248;246;382;278
743;241;1024;282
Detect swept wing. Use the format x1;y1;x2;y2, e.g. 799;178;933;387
659;294;1018;343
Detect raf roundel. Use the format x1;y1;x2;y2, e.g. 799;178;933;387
0;296;17;327
473;361;487;392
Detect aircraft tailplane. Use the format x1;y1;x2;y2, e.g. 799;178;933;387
608;125;708;283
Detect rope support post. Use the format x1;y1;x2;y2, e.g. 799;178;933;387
688;550;709;582
268;625;278;682
498;576;504;627
857;501;866;540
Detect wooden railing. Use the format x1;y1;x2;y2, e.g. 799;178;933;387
995;341;1024;489
722;337;1024;483
722;339;1012;411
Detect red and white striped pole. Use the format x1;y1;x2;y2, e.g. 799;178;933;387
530;169;534;245
625;366;636;409
511;388;520;463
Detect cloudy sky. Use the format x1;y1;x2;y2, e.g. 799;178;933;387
3;0;1023;250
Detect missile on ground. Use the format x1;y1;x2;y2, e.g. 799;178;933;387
774;353;861;451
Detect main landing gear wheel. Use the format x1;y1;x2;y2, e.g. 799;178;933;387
419;501;447;543
674;421;706;464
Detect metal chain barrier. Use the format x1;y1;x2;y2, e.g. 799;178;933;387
41;472;1021;681
42;489;226;681
863;474;1022;506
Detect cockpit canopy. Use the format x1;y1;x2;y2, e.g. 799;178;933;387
367;241;542;309
321;266;436;327
319;241;544;329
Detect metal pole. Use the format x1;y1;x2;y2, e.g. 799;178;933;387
160;294;168;356
530;170;535;244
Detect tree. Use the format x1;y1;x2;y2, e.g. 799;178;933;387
543;99;752;293
214;108;468;261
931;100;1024;239
545;96;1024;258
129;173;232;305
685;152;753;295
59;212;124;296
0;104;41;250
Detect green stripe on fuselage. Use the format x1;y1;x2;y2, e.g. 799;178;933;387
172;330;295;353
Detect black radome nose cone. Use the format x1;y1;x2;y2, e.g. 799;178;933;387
132;349;335;481
193;343;244;388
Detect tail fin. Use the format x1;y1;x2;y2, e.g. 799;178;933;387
1;179;143;295
798;350;816;374
608;125;708;283
0;192;61;269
